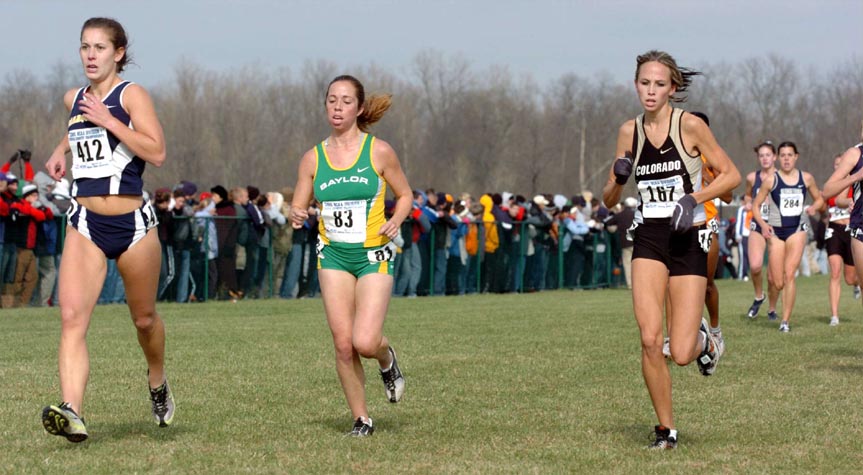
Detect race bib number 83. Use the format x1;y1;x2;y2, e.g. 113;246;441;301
321;200;367;243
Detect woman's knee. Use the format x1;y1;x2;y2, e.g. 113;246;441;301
333;338;355;363
640;332;663;356
353;334;383;359
670;343;696;366
131;309;160;333
769;274;785;291
59;306;90;331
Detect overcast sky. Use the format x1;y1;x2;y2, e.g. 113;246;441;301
2;0;861;88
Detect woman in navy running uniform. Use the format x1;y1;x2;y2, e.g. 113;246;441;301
40;18;173;443
602;50;740;449
744;142;778;320
752;142;824;332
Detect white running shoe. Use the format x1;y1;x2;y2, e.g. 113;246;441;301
380;347;405;403
42;402;88;443
696;319;720;376
829;316;839;327
711;330;725;358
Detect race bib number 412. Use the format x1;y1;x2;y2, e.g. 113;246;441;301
69;127;114;179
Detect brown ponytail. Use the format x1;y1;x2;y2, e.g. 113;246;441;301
325;75;392;132
358;94;392;132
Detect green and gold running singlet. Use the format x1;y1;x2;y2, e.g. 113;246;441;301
313;134;388;249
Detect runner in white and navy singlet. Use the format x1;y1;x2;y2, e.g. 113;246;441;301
40;17;174;443
68;80;145;197
751;141;824;332
744;142;777;319
766;170;809;241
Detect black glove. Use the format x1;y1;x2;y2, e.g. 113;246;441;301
19;150;31;162
8;152;18;164
671;194;697;233
613;154;633;185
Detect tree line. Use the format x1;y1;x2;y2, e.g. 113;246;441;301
0;51;860;200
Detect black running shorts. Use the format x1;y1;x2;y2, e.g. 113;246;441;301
631;221;708;277
826;222;854;267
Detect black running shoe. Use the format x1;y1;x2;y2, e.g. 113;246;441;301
747;294;766;318
380;347;405;403
349;417;374;437
767;310;779;321
647;425;677;449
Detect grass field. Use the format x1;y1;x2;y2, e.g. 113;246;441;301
2;274;863;474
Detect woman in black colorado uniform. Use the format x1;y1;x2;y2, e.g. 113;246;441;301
602;50;740;450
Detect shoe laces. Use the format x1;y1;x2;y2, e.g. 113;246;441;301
351;417;371;434
649;426;671;448
150;384;169;414
383;371;397;392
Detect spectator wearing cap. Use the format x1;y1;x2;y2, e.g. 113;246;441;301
523;195;553;292
211;185;241;300
394;190;430;298
416;189;439;296
445;201;470;295
191;191;218;301
250;191;274;298
153;189;175;300
32;172;63;306
505;195;527;292
233;186;265;298
560;200;590;289
430;191;455;296
464;202;485;294
180;180;198;207
9;183;54;306
0;173;19;307
566;195;592;288
265;190;291;298
488;193;512;293
170;189;195;302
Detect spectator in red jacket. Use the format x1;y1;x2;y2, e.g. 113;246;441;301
10;184;54;306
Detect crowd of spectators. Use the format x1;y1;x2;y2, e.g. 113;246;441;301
4;148;813;308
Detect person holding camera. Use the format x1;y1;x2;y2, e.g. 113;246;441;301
9;184;54;306
2;149;35;183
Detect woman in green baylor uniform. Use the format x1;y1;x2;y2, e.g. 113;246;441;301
290;75;412;436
